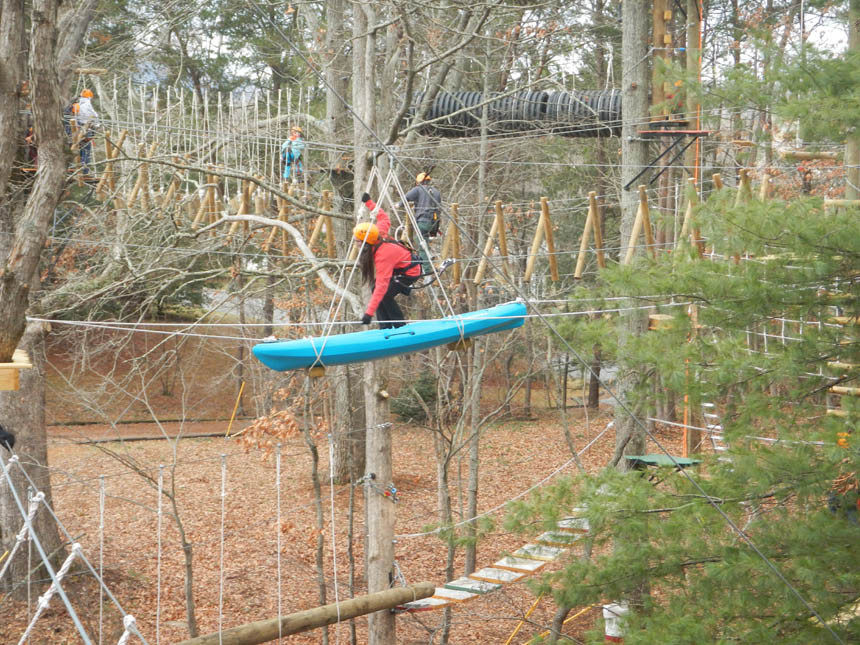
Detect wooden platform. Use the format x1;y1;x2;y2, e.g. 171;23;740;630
0;349;32;391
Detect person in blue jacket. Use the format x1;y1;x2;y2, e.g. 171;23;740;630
280;126;305;181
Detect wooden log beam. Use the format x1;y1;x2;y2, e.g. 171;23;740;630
174;582;435;645
524;202;546;282
541;197;559;281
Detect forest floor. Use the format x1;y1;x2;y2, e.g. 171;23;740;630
1;333;687;644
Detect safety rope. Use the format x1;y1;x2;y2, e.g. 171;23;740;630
0;492;43;581
18;543;83;645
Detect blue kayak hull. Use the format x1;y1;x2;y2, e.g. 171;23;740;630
252;301;527;372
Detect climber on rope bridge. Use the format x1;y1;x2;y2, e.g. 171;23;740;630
280;125;304;181
399;171;442;274
355;192;422;329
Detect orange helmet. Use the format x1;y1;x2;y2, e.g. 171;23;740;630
353;222;379;245
80;89;94;99
416;172;430;184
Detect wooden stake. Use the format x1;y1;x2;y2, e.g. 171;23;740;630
574;194;596;279
524;203;546;283
125;143;147;209
473;206;500;285
495;200;511;278
541;197;559;282
758;173;770;201
678;177;697;241
623;186;654;264
450;203;461;284
591;192;605;269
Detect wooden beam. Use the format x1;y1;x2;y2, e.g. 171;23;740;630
494;201;511;278
524;203;546;283
591;192;605;268
474;207;500;284
623;185;654;264
574;195;595;279
174;582;435;645
541;197;559;282
830;386;860;396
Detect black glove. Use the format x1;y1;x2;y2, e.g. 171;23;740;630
361;192;371;204
361;313;373;325
0;424;15;451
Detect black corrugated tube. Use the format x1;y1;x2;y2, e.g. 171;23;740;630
411;90;621;138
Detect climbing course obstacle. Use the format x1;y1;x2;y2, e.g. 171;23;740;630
396;511;590;613
252;301;527;372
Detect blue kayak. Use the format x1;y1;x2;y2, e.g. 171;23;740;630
252;301;527;372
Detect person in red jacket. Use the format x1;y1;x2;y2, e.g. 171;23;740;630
355;192;421;328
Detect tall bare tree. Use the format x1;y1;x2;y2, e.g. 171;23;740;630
0;0;98;595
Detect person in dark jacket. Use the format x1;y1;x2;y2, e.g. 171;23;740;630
0;423;15;452
402;172;442;273
355;193;422;329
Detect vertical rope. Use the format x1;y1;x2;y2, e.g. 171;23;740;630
156;466;164;645
218;454;227;645
276;445;283;644
99;476;105;645
327;435;341;644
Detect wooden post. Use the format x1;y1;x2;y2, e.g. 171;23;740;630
173;583;435;645
541;197;559;282
494;200;511;278
473;206;500;284
591;192;605;269
227;180;252;242
758;173;770;201
623;186;654;264
678;177;699;247
95;130;112;200
732;169;751;263
126;143;147;209
574;193;596;279
162;157;185;208
524;203;546;283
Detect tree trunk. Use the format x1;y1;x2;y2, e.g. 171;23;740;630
332;364;365;484
0;324;65;597
363;360;395;644
587;345;601;409
615;0;652;472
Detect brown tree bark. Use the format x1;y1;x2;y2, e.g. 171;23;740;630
0;0;96;597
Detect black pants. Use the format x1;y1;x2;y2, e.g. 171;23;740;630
376;274;418;329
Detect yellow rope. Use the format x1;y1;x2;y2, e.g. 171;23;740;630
0;550;8;566
503;592;543;645
225;381;245;437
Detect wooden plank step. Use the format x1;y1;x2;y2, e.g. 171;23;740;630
558;517;589;533
830;386;860;396
493;556;547;574
396;596;450;612
513;544;566;562
536;531;584;547
432;587;478;602
827;409;849;418
468;567;527;585
443;577;501;595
